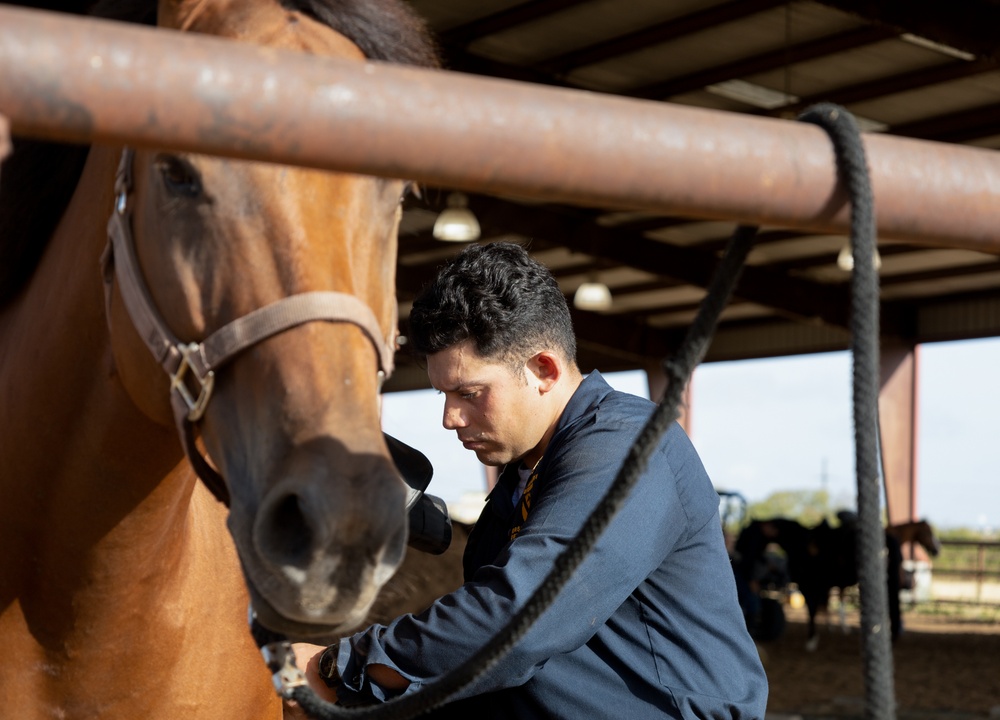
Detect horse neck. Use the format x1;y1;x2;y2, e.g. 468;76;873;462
889;521;921;542
0;146;278;718
0;144;195;613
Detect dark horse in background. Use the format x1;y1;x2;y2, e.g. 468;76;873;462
0;1;439;718
733;517;919;650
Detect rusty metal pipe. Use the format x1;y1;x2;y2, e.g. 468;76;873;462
1;6;999;253
0;113;9;162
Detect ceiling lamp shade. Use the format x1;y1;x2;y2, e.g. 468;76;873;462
836;244;882;272
573;280;612;311
433;192;480;242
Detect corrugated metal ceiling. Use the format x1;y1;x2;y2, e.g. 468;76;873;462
389;0;1000;389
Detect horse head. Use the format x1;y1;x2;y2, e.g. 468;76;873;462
916;519;942;557
103;0;438;639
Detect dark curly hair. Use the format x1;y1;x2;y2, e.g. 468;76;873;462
408;242;577;369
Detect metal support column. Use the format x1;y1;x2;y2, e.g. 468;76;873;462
878;342;920;545
646;363;693;435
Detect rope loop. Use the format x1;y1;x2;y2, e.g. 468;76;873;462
799;103;895;720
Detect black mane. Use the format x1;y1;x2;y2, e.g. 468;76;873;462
0;0;439;307
287;0;440;69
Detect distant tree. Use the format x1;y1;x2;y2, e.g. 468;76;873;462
941;527;998;541
746;489;836;527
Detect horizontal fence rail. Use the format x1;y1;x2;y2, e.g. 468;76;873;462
1;5;1000;254
927;539;1000;606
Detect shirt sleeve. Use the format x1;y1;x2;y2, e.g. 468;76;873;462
333;405;703;706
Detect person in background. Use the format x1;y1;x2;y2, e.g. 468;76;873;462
294;241;768;719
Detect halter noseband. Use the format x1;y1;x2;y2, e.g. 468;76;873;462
101;148;397;505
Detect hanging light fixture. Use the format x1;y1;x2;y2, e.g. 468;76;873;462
836;243;882;272
573;276;612;311
432;192;480;242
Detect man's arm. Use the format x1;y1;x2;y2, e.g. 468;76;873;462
330;414;696;704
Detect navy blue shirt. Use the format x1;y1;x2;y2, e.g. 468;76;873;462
334;372;768;719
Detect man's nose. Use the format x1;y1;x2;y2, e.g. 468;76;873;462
443;403;467;430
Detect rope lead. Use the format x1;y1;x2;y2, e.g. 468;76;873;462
799;103;895;720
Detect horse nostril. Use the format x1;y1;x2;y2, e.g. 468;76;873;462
259;492;315;570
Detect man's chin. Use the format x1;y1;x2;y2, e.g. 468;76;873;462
473;449;508;466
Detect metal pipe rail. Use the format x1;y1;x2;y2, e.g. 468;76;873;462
1;5;999;254
0;113;9;162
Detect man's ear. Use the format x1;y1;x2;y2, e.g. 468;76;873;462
527;351;562;394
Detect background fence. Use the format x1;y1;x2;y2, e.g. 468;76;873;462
921;538;1000;606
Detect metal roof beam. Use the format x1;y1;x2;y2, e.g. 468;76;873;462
765;57;999;118
442;51;571;88
538;0;787;75
396;259;993;374
892;101;1000;143
398;196;853;328
631;25;897;100
881;259;1000;288
440;0;587;48
813;0;1000;62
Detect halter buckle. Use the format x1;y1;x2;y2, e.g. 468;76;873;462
170;343;215;422
260;641;308;698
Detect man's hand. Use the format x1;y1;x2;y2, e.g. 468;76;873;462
282;643;339;720
293;643;339;703
281;642;411;718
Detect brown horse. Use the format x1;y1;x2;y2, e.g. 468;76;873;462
0;1;437;718
886;518;941;558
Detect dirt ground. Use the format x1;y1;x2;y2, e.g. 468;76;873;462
761;606;1000;718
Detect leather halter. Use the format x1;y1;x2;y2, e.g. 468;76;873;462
101;148;397;505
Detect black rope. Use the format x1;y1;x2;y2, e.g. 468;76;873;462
290;103;894;720
799;103;895;720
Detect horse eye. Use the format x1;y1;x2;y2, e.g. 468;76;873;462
155;155;201;198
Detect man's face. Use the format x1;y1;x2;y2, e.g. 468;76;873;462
427;340;546;467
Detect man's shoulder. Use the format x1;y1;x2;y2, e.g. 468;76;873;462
587;376;655;426
566;371;653;416
554;374;657;451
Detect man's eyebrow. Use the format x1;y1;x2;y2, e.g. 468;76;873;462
436;380;485;394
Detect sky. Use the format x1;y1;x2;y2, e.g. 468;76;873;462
381;336;1000;531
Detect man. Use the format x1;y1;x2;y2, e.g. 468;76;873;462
297;242;767;718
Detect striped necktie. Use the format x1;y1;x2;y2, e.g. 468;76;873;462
509;465;539;541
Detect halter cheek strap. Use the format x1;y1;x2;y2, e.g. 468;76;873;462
101;148;397;505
